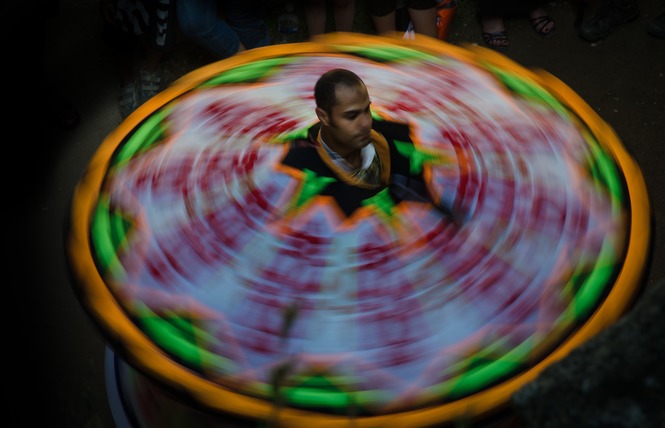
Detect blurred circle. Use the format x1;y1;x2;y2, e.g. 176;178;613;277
67;33;650;426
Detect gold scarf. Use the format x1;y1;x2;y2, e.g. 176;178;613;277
315;129;392;188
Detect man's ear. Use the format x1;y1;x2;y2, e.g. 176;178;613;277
315;107;330;126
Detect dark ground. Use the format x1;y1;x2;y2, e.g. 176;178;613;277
13;0;664;427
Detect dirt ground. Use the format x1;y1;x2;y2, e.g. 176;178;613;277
13;0;664;427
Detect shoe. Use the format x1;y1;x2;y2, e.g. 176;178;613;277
482;30;509;48
531;15;556;38
139;69;161;105
578;0;639;41
647;9;665;39
118;82;138;119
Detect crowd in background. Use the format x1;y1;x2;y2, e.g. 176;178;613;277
43;0;664;125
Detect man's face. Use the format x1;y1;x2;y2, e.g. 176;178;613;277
317;83;373;157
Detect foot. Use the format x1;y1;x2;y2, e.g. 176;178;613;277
118;83;138;119
530;8;556;38
139;69;162;105
647;9;665;39
578;0;639;42
480;15;509;48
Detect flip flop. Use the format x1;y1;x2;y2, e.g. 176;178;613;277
531;15;556;38
482;30;509;48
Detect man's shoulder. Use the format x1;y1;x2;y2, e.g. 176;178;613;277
372;118;411;142
307;122;322;141
282;136;323;169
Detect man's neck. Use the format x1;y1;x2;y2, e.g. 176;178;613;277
320;128;361;167
343;150;363;169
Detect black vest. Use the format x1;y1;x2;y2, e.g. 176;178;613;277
281;120;431;217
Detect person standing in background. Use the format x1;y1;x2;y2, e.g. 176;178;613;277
176;0;270;59
101;0;177;118
304;0;356;37
476;0;555;49
576;0;638;41
368;0;438;38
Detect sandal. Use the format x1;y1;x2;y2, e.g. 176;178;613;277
118;82;138;119
531;15;556;38
139;69;162;105
482;30;509;48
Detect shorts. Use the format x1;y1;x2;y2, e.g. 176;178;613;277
369;0;437;17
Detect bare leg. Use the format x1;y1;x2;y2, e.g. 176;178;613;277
479;15;509;47
408;7;437;37
332;0;355;32
306;0;327;36
372;11;396;34
480;15;505;34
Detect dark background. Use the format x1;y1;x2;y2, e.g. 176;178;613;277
13;0;663;426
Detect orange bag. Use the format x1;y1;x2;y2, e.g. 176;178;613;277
436;0;458;40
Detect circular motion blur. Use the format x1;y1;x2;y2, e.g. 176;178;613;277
66;33;650;427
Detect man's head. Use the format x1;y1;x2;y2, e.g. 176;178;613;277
314;69;373;158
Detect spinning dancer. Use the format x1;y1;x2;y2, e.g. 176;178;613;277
282;68;453;219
